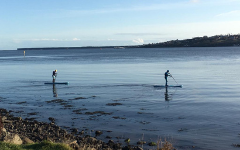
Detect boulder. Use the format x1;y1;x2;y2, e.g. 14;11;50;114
87;137;97;144
95;130;102;136
0;128;7;140
3;133;23;145
48;117;55;123
22;136;34;144
1;116;7;122
69;140;80;150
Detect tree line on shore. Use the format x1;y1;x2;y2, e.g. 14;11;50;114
138;34;240;48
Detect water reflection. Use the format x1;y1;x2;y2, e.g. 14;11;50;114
164;87;170;101
53;84;58;97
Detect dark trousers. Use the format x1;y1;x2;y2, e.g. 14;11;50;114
165;77;168;86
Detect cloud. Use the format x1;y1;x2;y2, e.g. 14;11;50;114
132;38;144;44
73;38;81;41
216;10;240;17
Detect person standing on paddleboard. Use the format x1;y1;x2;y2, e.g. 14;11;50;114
164;70;171;86
52;70;57;83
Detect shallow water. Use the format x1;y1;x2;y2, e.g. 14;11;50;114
1;47;240;149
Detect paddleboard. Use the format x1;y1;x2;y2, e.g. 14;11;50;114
154;85;182;88
44;82;69;85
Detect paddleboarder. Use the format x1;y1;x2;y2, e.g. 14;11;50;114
164;70;171;86
52;70;57;83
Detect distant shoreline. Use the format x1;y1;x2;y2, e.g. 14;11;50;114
17;45;240;51
17;34;240;50
17;46;117;50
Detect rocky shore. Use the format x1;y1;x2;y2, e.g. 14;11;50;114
0;108;143;150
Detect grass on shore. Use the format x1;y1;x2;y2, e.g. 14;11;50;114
157;139;175;150
0;141;73;150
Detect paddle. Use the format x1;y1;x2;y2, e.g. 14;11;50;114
169;74;178;85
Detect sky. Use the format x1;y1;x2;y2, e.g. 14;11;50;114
0;0;240;50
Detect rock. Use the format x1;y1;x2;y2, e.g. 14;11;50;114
4;120;12;124
148;142;157;146
137;141;146;145
0;128;7;139
0;109;8;115
123;146;144;150
233;144;240;147
108;140;115;145
80;130;85;135
124;138;130;143
22;136;34;144
13;117;22;121
1;116;7;122
62;139;77;145
71;128;78;134
64;140;80;150
4;133;23;145
0;108;145;149
87;137;97;144
69;142;80;150
135;147;144;150
106;136;112;139
106;103;123;106
1;127;7;133
95;130;102;136
48;117;55;123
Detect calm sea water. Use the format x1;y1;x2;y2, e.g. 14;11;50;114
1;47;240;149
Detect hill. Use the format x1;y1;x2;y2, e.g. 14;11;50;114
138;34;240;48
